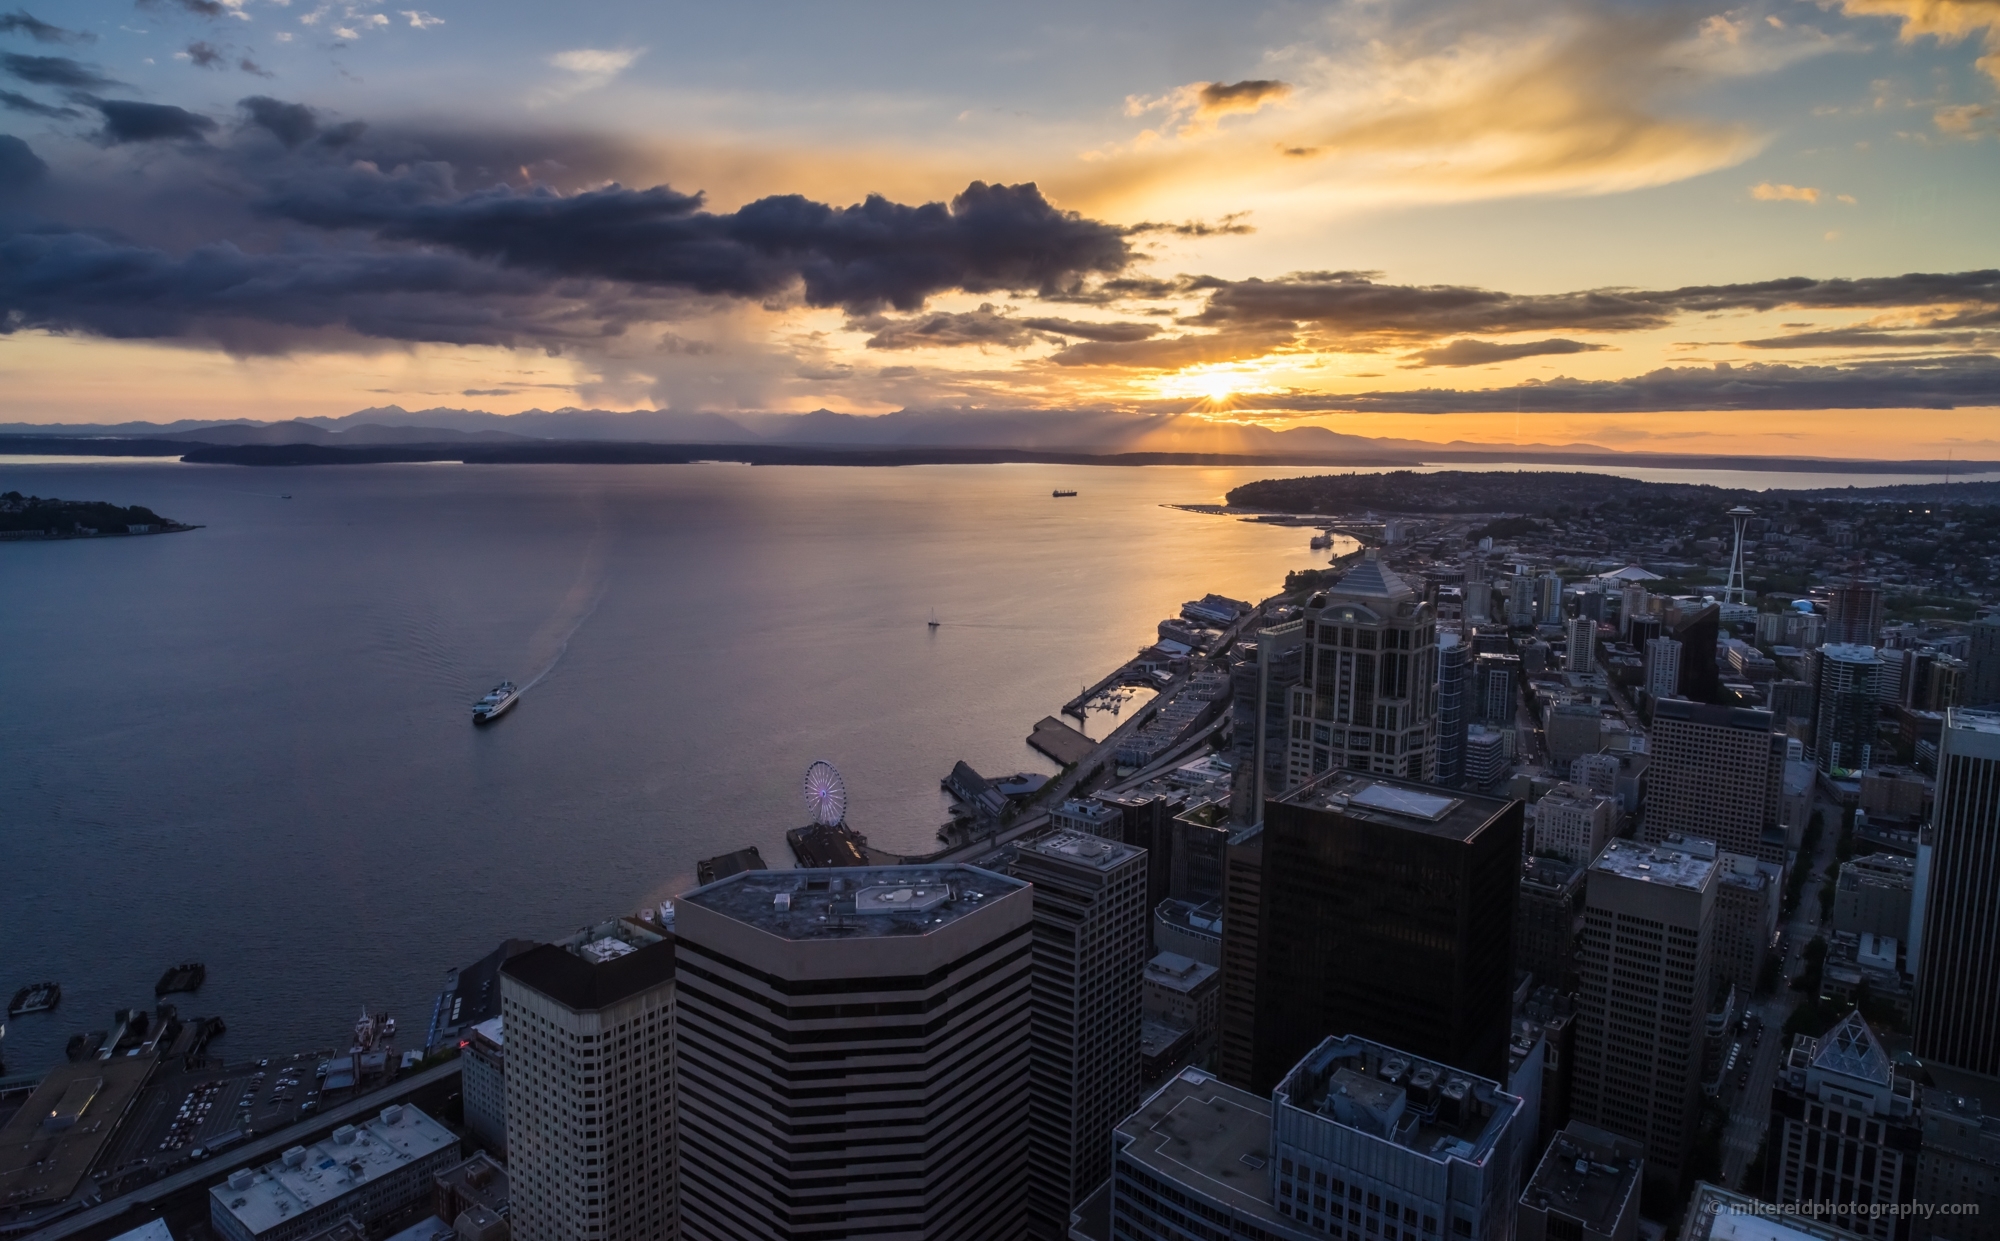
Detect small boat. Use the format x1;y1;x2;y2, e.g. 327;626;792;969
1310;532;1333;549
9;982;60;1017
1052;489;1078;498
472;682;519;724
156;962;207;998
928;608;940;630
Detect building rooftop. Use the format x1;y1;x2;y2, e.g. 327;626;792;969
1946;708;2000;737
1590;838;1716;892
1519;1123;1642;1236
1145;952;1219;994
211;1106;456;1239
1020;830;1141;871
1278;769;1513;842
1683;1182;1869;1241
679;864;1025;940
468;1015;502;1048
1275;1036;1519;1168
501;935;675;1011
1113;1069;1287;1226
1651;698;1777;732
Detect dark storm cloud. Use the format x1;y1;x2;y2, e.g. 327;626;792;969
1240;357;2000;414
0;131;47;189
0;225;670;351
1198;79;1290;110
1184;269;2000;341
1;86;77;117
92;98;215;143
264;177;1134;314
1406;337;1607;367
185;40;221;68
141;0;229;17
239;94;319;146
857;305;1164;349
0;9;93;44
1;52;118;89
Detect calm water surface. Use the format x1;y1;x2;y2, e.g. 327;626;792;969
0;462;1322;1072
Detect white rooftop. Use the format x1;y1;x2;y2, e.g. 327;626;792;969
108;1223;176;1241
1591;839;1716;891
211;1106;456;1238
469;1015;503;1047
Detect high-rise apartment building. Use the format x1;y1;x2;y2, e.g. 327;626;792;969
1436;631;1470;789
1284;552;1439;784
1464;725;1510;790
500;926;677;1241
1567;615;1598;675
673;866;1032;1240
1827;582;1886;647
1572;837;1718;1188
1236;619;1305;802
1770;1011;1919;1241
1253;770;1521;1090
1475;652;1521;726
1538;572;1565;625
1509;573;1539;627
1913;710;2000;1077
1644;699;1787;863
1644;637;1682;702
1533;782;1619;865
1815;644;1884;773
1009;832;1149;1238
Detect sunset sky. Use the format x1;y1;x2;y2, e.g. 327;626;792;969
3;0;1998;457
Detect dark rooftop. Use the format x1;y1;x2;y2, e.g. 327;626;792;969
1113;1070;1284;1226
679;865;1025;940
1276;769;1513;843
1519;1123;1642;1235
1652;698;1776;732
500;937;675;1011
1276;1035;1518;1167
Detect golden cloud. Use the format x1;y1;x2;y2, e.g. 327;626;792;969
1752;181;1822;202
1843;0;2000;84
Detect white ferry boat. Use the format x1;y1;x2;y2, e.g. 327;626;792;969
472;682;519;724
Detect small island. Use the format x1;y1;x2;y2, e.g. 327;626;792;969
0;491;196;541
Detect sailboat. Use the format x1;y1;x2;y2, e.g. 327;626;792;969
928;608;940;630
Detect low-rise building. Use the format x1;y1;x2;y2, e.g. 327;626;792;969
1052;797;1123;838
1143;951;1220;1073
1714;852;1783;998
1681;1183;1870;1241
431;1152;507;1241
1517;1122;1643;1241
209;1106;460;1241
1915;1088;2000;1241
1534;783;1621;866
1152;897;1223;966
1833;853;1917;942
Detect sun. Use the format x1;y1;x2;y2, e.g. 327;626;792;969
1194;371;1239;403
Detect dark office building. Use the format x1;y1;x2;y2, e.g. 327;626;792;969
1252;771;1522;1091
1475;652;1522;726
1100;792;1176;945
1914;710;2000;1077
1671;604;1725;706
1518;856;1587;993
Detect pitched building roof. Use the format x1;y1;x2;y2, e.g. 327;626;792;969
1812;1009;1891;1087
1330;551;1412;601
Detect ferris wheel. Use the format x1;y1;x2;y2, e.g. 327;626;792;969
804;760;847;827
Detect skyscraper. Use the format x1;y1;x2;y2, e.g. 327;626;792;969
672;865;1033;1239
500;925;677;1241
1644;699;1787;862
1967;614;2000;708
1670;603;1724;705
1815;644;1884;773
1770;1011;1919;1241
1253;770;1521;1090
1643;636;1681;702
1567;615;1598;675
1517;855;1587;993
1009;832;1149;1238
1533;782;1618;865
1827;581;1886;647
1218;822;1265;1091
1913;710;2000;1077
1475;651;1520;726
1436;631;1470;789
1538;572;1565;625
1572;837;1718;1189
1284;552;1439;784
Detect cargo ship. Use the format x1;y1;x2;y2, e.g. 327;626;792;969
156;962;206;997
9;981;60;1017
1052;489;1077;497
472;682;519;724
